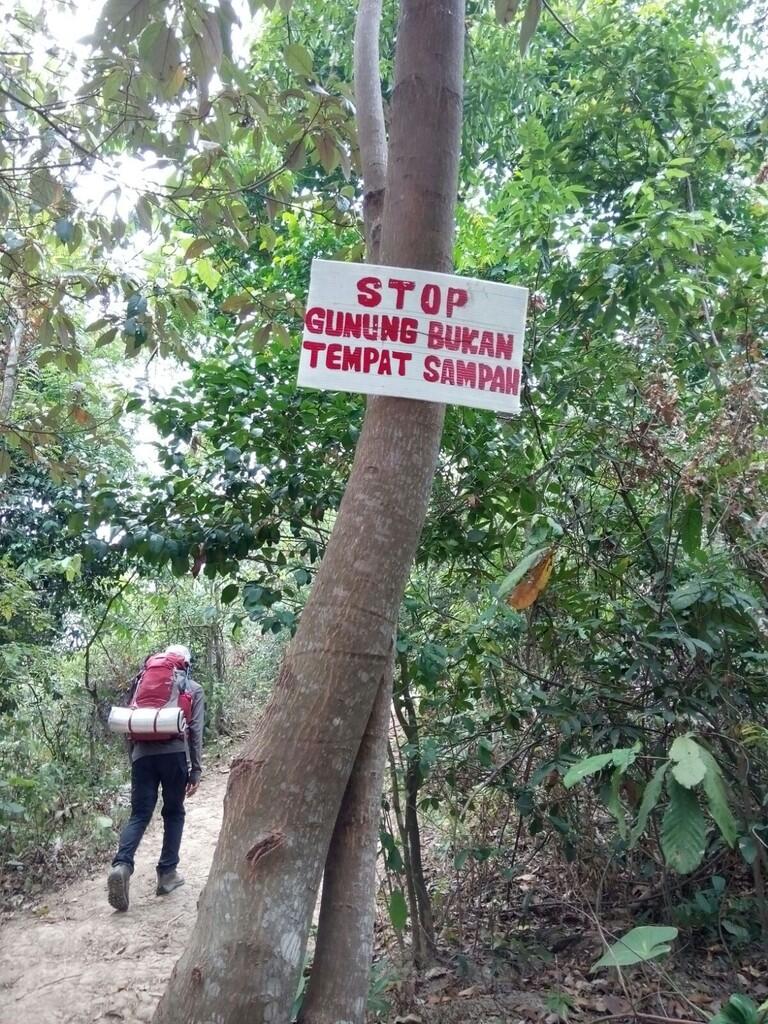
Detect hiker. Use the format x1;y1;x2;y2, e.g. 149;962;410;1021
106;644;204;912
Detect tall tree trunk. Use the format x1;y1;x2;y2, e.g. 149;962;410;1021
153;1;464;1020
297;0;391;1019
0;318;23;423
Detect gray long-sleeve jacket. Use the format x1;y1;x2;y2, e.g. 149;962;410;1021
130;678;205;783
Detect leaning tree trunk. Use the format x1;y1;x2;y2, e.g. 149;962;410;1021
152;0;465;1020
297;0;392;1019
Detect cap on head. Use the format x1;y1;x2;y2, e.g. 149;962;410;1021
165;644;192;664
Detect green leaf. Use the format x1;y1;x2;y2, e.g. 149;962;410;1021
612;746;640;771
220;293;253;313
96;327;119;348
519;0;542;55
661;778;707;873
545;992;575;1019
30;169;61;208
94;815;113;829
454;848;470;870
184;237;213;261
518;485;538;513
221;583;240;605
135;195;153;232
194;258;222;291
54;218;74;243
592;925;678;971
721;919;750;940
126;293;147;316
711;995;762;1024
563;746;638;789
669;735;707;789
137;21;162;60
93;0;149;46
285;137;307;172
669;581;705;611
563;752;614;787
478;736;493;768
388;889;408;931
604;766;629;840
629;762;668;846
0;800;26;819
284;43;313;77
147;24;182;83
147;533;165;555
86;317;110;334
679;500;702;557
60;553;82;582
699;749;737;846
67;512;85;533
194;8;224;73
739;835;758;865
271;323;291;346
314;133;339;174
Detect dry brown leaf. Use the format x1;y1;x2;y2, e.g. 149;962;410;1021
604;995;632;1014
424;966;448;981
71;405;92;426
507;548;555;610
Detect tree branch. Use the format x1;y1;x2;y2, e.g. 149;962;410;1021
0;84;95;161
354;0;388;257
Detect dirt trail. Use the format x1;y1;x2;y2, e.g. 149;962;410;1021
0;760;232;1024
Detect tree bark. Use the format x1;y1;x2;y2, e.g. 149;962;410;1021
297;0;391;1018
387;737;425;965
0;318;23;423
354;0;387;259
394;658;435;956
153;0;464;1020
297;660;393;1024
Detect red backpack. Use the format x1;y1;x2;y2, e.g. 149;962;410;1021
129;652;193;741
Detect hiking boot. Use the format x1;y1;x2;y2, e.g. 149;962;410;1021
156;869;185;896
107;863;131;912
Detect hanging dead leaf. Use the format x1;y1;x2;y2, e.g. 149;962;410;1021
506;547;555;610
71;405;93;426
494;0;521;23
519;0;542;54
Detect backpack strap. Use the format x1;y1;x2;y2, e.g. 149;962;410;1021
126;672;141;706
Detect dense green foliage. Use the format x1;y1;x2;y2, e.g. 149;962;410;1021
1;0;766;999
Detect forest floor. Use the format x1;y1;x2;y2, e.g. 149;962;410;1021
0;758;229;1024
2;748;767;1024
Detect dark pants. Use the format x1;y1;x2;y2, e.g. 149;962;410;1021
112;752;188;874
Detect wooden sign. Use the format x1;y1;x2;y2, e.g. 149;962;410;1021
297;259;528;413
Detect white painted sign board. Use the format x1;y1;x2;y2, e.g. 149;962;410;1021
297;259;528;414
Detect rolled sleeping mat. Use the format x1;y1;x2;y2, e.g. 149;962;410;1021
108;706;187;737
